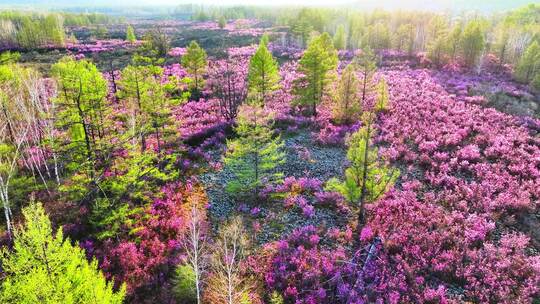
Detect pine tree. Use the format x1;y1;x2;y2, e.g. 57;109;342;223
182;40;208;94
515;41;540;84
332;63;361;124
293;33;338;116
126;25;136;44
333;25;347;50
223;105;285;199
327;111;398;227
0;202;125;303
247;39;280;105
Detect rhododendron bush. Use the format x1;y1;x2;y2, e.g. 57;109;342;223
2;5;540;304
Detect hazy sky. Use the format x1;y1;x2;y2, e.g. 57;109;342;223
0;0;534;11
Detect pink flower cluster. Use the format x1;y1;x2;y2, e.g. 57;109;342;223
369;68;540;302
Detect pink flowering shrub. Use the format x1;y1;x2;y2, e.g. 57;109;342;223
264;177;351;217
99;182;206;301
368;68;540;301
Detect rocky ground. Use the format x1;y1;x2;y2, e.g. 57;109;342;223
199;128;350;244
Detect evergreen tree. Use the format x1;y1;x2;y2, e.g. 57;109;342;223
332;63;361;124
515;41;540;84
126;25;136;43
182;41;208;94
460;20;485;67
0;202;125;303
223;105;285;199
247;39;280;105
326;112;398;225
293;33;338;116
333;24;347;50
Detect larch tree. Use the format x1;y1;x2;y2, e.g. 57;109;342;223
332;63;361;124
394;23;415;55
293;32;338;116
247;38;280;105
460;20;485;67
118;65;170;152
223;105;285;199
374;78;390;112
126;24;136;44
356;47;377;106
51;56;109;176
0;202;126;303
218;16;227;29
326;111;398;226
333;24;347;50
182;40;208;94
428;32;449;67
515;41;540;85
448;22;462;60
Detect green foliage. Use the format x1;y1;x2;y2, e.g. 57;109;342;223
290;9;317;47
224;106;285;199
172;264;197;303
333;24;347;50
374;78;389;112
51;56;109;173
364;22;391;51
355;47;378;105
126;25;136;43
140;28;170;59
293;32;338;116
428;34;449;66
182;41;208;92
326;112;398;211
218;16;227;29
269;291;284;304
247;41;280;105
514;41;540;84
260;33;270;47
0;202;125;303
90;200;138;241
89;151;177;240
460;20;485;67
332;63;361;124
118;65;173;152
447;22;463;59
394;24;415;54
0;51;20;64
93;25;109;39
